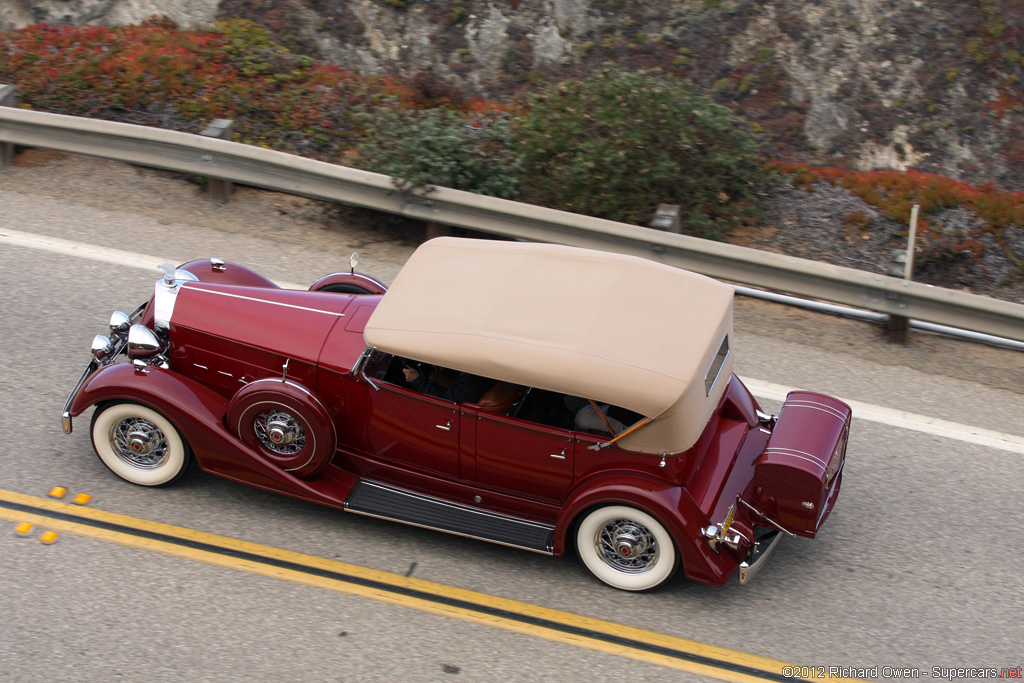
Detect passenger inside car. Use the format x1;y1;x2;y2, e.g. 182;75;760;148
509;389;641;435
399;360;493;404
564;396;627;435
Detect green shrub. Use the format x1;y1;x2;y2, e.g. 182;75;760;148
354;103;521;198
514;66;767;235
450;0;468;24
711;77;734;93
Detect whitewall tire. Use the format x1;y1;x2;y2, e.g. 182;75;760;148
90;402;191;486
575;505;678;591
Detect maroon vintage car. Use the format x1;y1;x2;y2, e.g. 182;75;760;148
63;237;850;591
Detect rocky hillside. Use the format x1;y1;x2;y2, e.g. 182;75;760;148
4;0;1024;191
2;0;1022;304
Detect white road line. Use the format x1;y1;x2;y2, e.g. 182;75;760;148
743;378;1024;455
6;227;1023;454
1;227;175;272
0;228;305;289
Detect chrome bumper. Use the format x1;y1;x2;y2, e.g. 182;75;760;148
61;359;100;434
738;530;784;585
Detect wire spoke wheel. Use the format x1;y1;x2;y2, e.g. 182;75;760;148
576;505;678;591
109;416;170;470
90;402;191;487
595;518;659;574
226;381;337;480
253;409;306;456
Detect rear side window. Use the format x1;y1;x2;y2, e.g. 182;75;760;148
705;335;729;395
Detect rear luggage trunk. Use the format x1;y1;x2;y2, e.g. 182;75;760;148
747;391;851;538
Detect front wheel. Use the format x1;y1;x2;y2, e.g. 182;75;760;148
575;505;678;591
90;402;191;486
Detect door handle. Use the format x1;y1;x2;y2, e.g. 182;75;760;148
436;421;452;431
550;449;566;460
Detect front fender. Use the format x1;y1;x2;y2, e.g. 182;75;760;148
69;363;352;505
555;473;740;586
70;362;228;445
178;259;282;289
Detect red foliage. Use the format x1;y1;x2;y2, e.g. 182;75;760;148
772;161;1024;232
0;19;503;156
984;89;1024;118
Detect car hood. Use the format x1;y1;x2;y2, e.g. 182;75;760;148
170;283;353;365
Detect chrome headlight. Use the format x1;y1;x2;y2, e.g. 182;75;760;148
91;335;114;361
109;311;131;337
127;325;163;360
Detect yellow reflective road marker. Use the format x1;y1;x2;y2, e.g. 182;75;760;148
0;488;866;683
40;530;59;544
48;487;67;499
14;522;33;536
72;493;93;505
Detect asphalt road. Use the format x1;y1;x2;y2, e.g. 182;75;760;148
1;156;1022;682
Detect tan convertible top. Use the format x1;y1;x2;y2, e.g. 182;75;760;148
364;237;734;454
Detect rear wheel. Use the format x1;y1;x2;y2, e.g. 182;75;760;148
90;402;191;486
575;505;678;591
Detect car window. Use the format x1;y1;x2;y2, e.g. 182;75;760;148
375;354;495;405
705;334;730;396
365;351;639;430
514;389;640;437
362;348;395;381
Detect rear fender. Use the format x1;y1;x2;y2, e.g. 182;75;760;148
69;363;343;502
555;474;739;586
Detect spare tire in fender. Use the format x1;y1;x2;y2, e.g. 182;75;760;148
227;379;336;480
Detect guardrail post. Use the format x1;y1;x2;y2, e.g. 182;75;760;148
200;119;234;202
649;204;682;233
887;313;910;343
0;84;19;168
887;204;920;344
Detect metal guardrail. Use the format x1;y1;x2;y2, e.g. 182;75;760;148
2;105;1023;342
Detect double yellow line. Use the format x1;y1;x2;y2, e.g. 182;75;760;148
0;488;859;683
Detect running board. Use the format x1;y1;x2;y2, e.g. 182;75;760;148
344;480;555;554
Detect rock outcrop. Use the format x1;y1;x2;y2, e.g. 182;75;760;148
2;0;1023;188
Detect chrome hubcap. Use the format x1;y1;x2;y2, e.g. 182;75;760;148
595;519;658;574
110;417;169;469
254;410;306;455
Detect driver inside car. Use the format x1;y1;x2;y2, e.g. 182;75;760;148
401;362;493;404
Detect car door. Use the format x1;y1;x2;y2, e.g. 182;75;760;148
473;411;574;504
365;382;461;479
